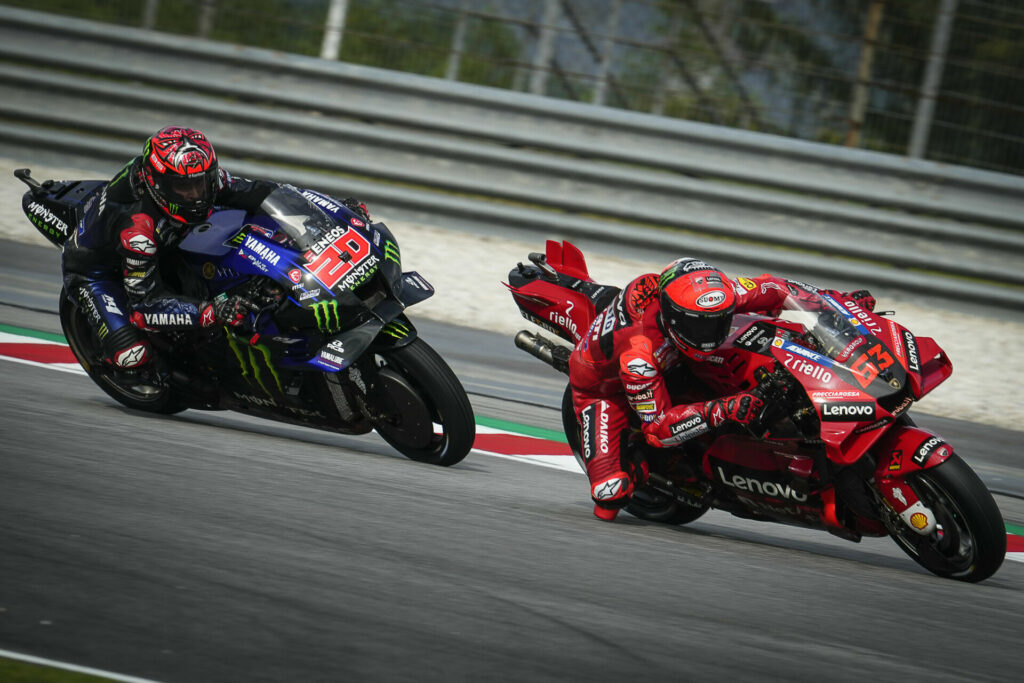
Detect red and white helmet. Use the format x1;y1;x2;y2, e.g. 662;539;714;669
658;258;736;354
141;126;220;224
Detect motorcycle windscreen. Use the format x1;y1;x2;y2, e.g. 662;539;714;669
257;185;335;252
777;291;908;399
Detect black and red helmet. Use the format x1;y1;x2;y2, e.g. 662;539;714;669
141;126;220;224
658;258;737;354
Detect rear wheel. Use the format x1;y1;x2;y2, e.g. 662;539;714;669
368;338;474;466
627;487;709;525
560;383;584;471
60;289;185;414
886;454;1005;582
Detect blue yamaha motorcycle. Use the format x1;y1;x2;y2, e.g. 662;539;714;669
16;169;474;466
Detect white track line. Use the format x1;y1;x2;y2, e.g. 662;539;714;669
0;648;162;683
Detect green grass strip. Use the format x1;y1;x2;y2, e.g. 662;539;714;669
1005;522;1024;537
0;323;66;344
476;415;568;443
0;657;112;682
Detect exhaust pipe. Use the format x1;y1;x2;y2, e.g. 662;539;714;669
514;330;572;375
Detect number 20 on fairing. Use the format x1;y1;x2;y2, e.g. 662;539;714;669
304;228;372;289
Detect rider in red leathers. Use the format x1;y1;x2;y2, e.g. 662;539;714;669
568;257;876;521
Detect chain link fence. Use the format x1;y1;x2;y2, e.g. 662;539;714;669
6;0;1022;174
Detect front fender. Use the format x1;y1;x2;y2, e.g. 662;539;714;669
871;425;953;533
873;425;954;480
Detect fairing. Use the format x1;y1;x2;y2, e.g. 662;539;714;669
176;185;423;373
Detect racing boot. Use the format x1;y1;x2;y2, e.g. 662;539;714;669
591;470;634;521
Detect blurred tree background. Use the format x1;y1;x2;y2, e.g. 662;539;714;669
3;0;1021;174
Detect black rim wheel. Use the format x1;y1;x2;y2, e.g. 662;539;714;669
367;338;474;466
886;454;1005;582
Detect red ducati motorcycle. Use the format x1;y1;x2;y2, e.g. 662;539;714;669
506;240;1006;582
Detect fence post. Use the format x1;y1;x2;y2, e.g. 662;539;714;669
321;0;350;61
593;0;622;105
141;0;159;29
197;0;216;38
908;0;959;159
446;0;470;81
845;0;885;147
529;0;560;95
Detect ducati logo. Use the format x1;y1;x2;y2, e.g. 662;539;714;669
892;486;907;506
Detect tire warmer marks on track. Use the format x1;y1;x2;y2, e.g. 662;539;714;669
2;324;1021;562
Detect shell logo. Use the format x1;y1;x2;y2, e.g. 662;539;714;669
910;512;929;530
696;291;727;309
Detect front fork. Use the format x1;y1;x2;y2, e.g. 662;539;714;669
871;425;955;536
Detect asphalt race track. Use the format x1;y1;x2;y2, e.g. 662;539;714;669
2;239;1023;683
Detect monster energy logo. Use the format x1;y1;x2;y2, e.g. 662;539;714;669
110;162;132;185
224;330;283;398
382;320;410;339
384;240;400;264
310;300;342;333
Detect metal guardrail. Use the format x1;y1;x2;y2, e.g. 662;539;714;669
2;5;1023;308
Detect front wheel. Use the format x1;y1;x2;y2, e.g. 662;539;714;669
367;338;475;466
59;289;185;414
886;454;1006;582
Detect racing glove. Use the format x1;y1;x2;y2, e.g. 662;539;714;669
820;288;876;312
643;391;764;448
202;294;255;328
703;392;764;428
845;289;876;311
342;197;370;222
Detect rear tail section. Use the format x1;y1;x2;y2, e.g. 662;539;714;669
505;240;619;344
15;168;106;248
542;239;591;282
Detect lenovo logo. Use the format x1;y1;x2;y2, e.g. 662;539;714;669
821;402;875;421
716;466;808;502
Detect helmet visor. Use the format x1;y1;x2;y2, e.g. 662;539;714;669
665;309;733;352
163;172;214;205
